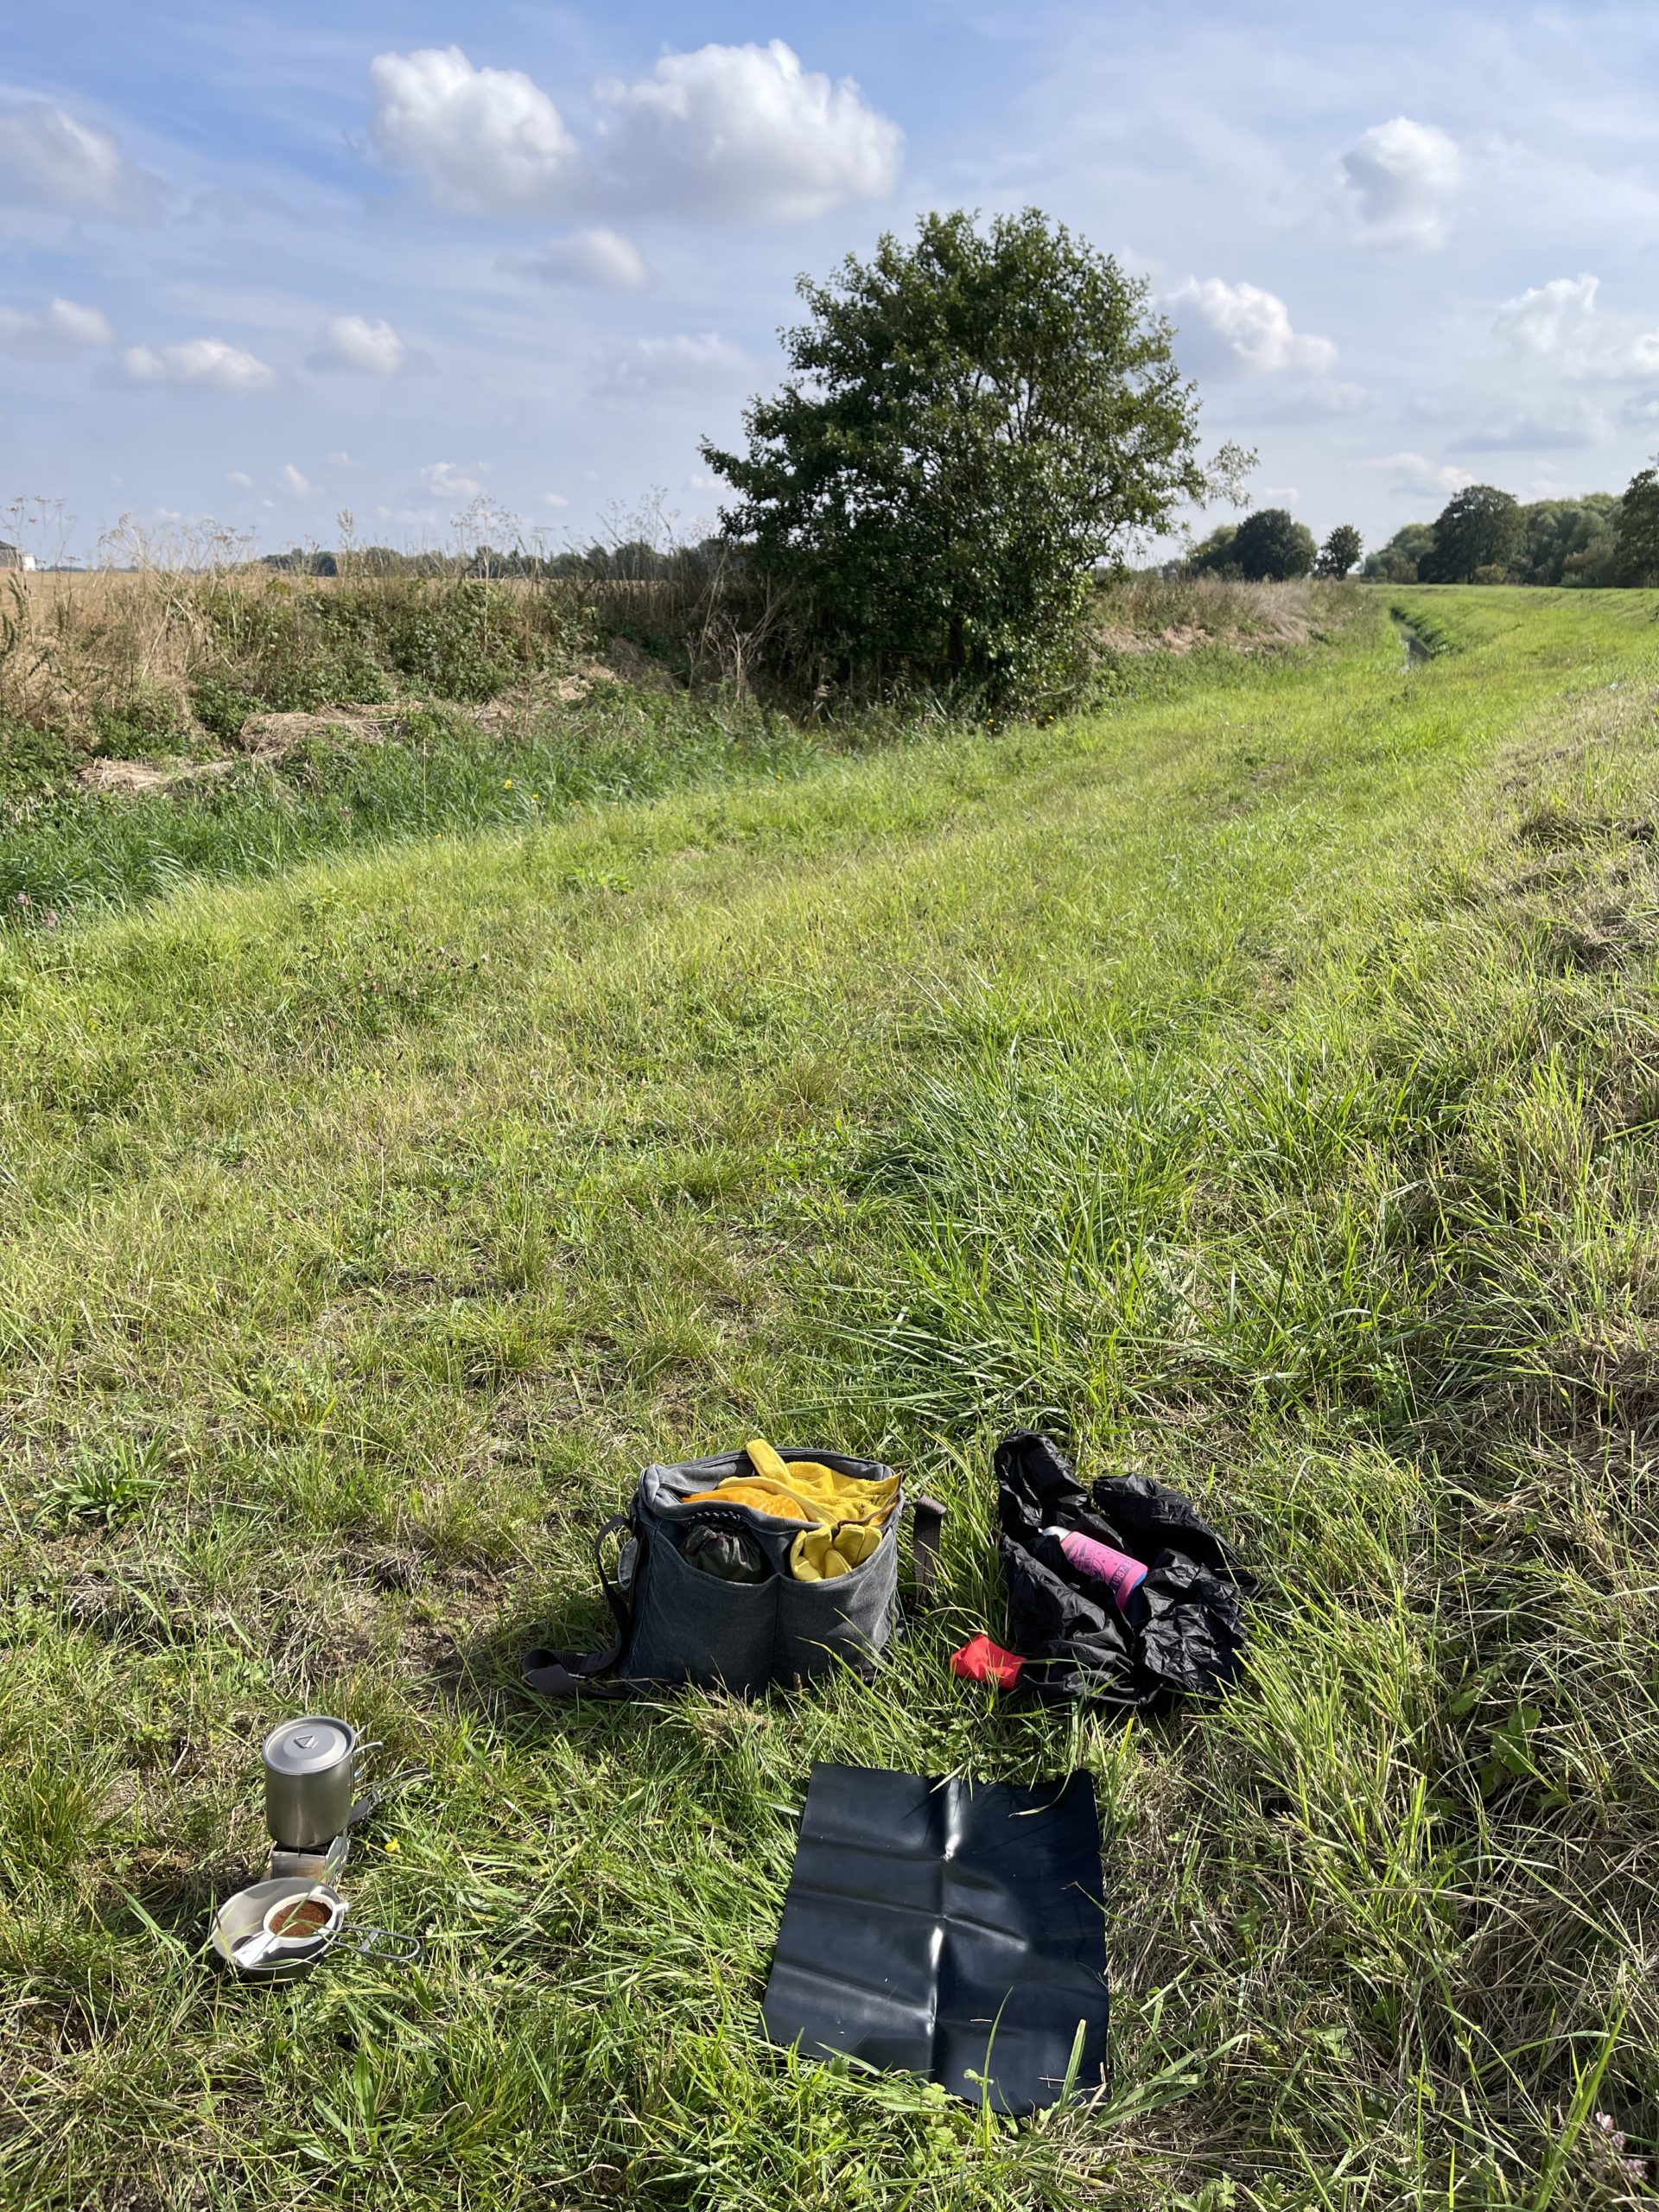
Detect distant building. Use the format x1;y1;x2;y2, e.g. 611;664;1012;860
0;543;35;571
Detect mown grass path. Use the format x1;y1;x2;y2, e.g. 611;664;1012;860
3;588;1659;2209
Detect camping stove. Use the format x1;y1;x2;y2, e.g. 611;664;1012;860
209;1714;423;1981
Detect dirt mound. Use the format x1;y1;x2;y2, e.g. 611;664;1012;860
233;705;403;759
79;757;238;797
469;643;682;730
76;643;686;790
601;637;680;693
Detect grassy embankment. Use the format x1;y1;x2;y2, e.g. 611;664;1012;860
3;585;1659;2209
0;563;1313;923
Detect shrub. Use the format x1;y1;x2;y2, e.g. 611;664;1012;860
704;207;1234;709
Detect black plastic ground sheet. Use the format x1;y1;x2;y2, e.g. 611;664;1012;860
762;1761;1110;2115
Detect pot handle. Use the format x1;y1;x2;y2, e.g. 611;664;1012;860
349;1738;384;1779
347;1925;423;1966
346;1764;428;1828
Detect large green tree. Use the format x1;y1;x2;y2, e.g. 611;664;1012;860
1230;507;1317;582
1315;524;1363;579
1616;463;1659;586
703;208;1236;703
1517;495;1619;587
1420;485;1523;582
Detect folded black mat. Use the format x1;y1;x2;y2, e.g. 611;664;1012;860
762;1762;1109;2116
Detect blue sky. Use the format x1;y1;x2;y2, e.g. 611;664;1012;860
4;1;1659;562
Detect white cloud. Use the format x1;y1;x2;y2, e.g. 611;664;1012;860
1256;485;1300;506
1488;273;1659;382
368;46;577;213
1357;451;1476;497
1340;118;1460;250
311;315;408;374
46;298;114;346
421;460;491;500
594;41;901;222
226;470;254;489
282;462;320;496
0;101;158;213
503;226;647;289
0;296;113;355
124;338;276;392
1456;397;1612;452
365;39;899;226
542;492;569;509
1494;275;1599;359
1169;278;1337;375
597;332;752;402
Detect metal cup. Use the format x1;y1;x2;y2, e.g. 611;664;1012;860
261;1715;374;1851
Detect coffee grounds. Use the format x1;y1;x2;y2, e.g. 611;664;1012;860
271;1898;331;1937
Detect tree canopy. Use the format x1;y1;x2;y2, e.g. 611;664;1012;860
1185;523;1240;577
1514;495;1618;587
703;207;1230;704
1315;524;1363;580
1230;508;1317;582
1360;523;1435;582
1617;466;1659;586
1419;486;1523;583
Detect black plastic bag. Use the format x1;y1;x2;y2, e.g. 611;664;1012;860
995;1430;1255;1713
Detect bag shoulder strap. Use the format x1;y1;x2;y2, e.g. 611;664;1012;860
522;1514;636;1700
909;1495;946;1607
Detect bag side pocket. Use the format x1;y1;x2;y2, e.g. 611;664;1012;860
621;1519;780;1696
773;1525;899;1685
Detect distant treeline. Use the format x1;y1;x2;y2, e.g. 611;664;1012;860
259;538;728;582
1175;463;1659;591
263;471;1659;606
1358;485;1635;587
252;472;1659;614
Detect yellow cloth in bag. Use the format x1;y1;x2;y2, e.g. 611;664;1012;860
683;1437;899;1581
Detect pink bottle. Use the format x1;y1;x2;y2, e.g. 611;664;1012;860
1043;1526;1148;1610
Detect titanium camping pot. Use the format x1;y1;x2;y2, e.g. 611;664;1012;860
262;1716;372;1851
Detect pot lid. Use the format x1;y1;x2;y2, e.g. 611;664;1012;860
263;1716;354;1775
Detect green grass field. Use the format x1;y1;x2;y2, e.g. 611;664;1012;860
4;585;1659;2209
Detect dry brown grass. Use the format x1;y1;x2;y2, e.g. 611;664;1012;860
3;568;217;734
1093;574;1323;657
0;561;1331;766
0;563;594;747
